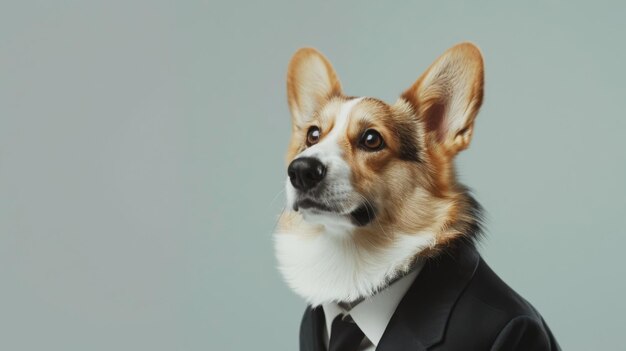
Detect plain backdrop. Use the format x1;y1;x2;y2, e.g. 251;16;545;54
1;1;625;350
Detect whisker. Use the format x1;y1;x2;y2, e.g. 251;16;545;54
269;185;288;234
271;205;287;234
270;187;286;207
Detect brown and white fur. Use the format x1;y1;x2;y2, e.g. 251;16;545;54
274;43;485;307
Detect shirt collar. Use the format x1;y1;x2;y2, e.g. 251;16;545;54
322;262;424;347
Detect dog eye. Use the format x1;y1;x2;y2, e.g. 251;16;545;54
306;126;321;146
359;129;384;151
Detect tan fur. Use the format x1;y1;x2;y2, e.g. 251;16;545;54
402;43;484;156
286;48;342;132
280;43;485;259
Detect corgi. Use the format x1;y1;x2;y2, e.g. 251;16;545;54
275;43;484;306
273;42;559;351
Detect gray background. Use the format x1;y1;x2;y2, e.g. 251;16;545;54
1;1;624;350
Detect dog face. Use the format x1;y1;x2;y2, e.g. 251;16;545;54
275;43;484;304
283;43;483;242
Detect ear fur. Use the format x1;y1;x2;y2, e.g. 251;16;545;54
287;48;342;129
402;42;484;156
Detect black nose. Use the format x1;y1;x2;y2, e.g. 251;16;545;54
287;157;326;191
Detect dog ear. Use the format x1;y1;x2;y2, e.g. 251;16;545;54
402;42;484;156
287;48;342;129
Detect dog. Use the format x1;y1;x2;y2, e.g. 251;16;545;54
274;43;560;350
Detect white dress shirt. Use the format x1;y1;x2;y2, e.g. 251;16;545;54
321;261;424;351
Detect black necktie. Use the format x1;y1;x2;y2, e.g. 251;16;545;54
328;314;365;351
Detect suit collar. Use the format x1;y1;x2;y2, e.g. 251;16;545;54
300;244;481;351
376;244;481;350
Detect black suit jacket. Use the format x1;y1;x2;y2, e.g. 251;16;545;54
299;245;560;350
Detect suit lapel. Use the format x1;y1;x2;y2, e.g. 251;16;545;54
300;306;326;351
376;245;481;350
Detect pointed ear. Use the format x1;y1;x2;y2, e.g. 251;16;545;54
402;42;484;156
287;48;342;129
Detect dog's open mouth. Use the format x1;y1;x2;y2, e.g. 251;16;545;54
294;199;376;226
349;203;376;226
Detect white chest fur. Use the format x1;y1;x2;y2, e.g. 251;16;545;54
274;219;435;306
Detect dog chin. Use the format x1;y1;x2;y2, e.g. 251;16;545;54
300;208;354;229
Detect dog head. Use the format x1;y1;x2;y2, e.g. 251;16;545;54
276;43;484;304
